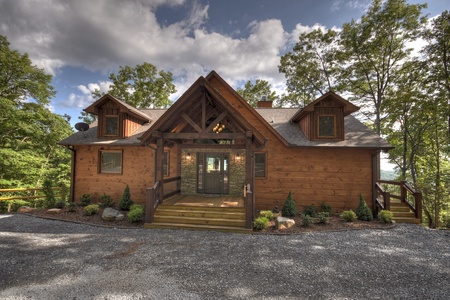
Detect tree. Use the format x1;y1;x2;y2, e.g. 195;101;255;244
339;0;427;135
279;28;340;107
236;79;277;107
0;35;72;188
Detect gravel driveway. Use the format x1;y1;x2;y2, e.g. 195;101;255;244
1;214;449;300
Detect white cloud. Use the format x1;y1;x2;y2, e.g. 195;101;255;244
60;81;113;108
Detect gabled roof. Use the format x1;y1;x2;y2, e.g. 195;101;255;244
290;91;360;123
84;94;151;122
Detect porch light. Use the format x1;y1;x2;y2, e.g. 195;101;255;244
213;123;225;133
236;153;241;160
186;152;191;160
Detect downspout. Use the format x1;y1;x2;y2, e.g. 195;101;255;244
67;146;76;203
371;150;380;215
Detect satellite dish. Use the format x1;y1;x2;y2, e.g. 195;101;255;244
75;122;89;138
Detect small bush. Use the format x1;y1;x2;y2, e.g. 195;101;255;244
320;202;332;214
259;210;275;220
317;212;329;224
84;204;99;216
67;202;77;212
378;210;393;223
80;194;92;206
303;205;317;217
99;193;114;208
118;185;133;211
253;216;269;230
355;194;373;221
302;214;312;227
282;191;297;217
128;204;144;222
55;201;66;209
341;210;357;222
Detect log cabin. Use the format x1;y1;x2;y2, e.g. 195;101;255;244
59;70;393;231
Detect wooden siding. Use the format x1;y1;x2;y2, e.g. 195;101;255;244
299;114;311;139
124;114;143;137
73;145;180;205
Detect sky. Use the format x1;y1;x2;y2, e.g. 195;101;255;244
0;0;449;127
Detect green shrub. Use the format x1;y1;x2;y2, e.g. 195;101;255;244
378;210;393;223
355;194;373;221
303;205;317;217
0;201;7;213
55;200;66;209
84;204;99;216
282;191;297;217
253;216;269;230
80;194;92;206
259;210;275;220
341;210;357;222
118;185;133;211
67;202;77;212
302;214;312;226
320;202;332;214
127;204;144;222
43;179;56;208
99;193;114;208
317;212;329;224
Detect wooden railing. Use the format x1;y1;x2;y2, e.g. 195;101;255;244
375;180;422;222
145;176;181;224
0;186;66;212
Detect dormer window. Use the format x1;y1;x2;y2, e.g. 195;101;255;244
105;115;119;136
318;115;335;138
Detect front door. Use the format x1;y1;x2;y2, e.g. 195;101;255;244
204;153;229;194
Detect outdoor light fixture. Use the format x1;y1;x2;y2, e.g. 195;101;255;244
186;152;191;160
236;153;241;160
213;123;225;133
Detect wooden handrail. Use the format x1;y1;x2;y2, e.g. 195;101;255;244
375;182;390;211
145;181;160;224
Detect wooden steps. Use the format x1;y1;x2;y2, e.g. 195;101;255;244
144;205;252;233
389;200;421;224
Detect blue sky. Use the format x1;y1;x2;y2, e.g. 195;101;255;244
0;0;448;127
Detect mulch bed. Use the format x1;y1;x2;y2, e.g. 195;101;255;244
21;207;394;233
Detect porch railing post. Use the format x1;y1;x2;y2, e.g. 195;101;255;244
400;181;407;204
145;187;155;223
384;191;391;211
245;184;253;229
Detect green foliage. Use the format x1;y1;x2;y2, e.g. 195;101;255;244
83;204;99;216
259;210;275;221
80;194;92;206
127;204;144;222
0;36;72;189
253;216;269;230
67;202;77;212
236;79;278;107
355;194;373;221
378;210;393;223
301;214;312;227
118;185;133;211
341;210;357;222
303;205;317;217
1;200;32;212
282;191;297;217
317;212;329;224
42;179;56;209
99;193;114;208
55;201;66;209
320;202;332;214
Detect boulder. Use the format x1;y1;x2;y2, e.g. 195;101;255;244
102;207;120;221
276;216;295;230
47;208;62;214
115;214;125;221
18;206;35;213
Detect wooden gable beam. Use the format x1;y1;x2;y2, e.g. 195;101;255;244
205;111;228;133
181;113;202;133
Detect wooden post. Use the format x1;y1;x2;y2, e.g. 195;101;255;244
60;184;66;202
400;181;407;204
384;191;391;211
245;131;254;229
155;132;164;203
144;187;154;223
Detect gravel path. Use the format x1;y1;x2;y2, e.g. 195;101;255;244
1;214;449;300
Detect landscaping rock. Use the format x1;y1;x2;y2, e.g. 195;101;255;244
47;208;62;214
276;216;295;229
115;214;125;221
102;207;120;221
18;206;35;213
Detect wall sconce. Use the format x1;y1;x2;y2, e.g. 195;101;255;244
236;153;241;161
186;152;191;160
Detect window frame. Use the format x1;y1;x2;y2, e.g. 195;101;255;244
104;115;119;137
254;152;267;179
317;114;336;139
99;150;123;174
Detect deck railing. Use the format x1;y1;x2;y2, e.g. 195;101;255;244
375;180;422;222
145;176;181;224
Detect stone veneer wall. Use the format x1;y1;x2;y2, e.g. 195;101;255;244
181;148;246;196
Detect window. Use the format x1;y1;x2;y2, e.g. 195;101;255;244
163;151;169;176
254;153;266;178
318;115;335;138
105;116;119;136
99;150;122;174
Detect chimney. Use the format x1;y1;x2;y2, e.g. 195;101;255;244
256;95;273;108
